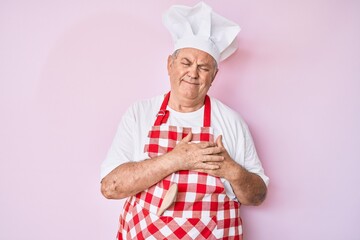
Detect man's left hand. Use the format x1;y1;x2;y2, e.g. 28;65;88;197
197;135;238;181
199;135;267;205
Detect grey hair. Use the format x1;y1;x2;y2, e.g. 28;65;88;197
172;49;218;70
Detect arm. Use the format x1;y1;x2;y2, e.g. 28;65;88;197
101;132;225;199
101;154;177;199
226;165;267;206
200;135;267;205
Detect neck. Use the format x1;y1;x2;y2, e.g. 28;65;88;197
168;94;205;113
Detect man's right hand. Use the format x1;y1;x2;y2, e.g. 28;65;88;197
101;132;224;199
166;132;225;171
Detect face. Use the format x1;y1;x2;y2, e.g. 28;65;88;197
167;48;218;102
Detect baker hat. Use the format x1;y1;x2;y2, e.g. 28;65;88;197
163;2;241;63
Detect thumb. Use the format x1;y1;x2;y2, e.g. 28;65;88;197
216;135;224;147
181;131;193;143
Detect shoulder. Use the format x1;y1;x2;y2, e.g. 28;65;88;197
210;96;247;126
125;95;163;119
131;94;163;110
209;96;252;143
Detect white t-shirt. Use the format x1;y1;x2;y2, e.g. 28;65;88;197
101;95;269;201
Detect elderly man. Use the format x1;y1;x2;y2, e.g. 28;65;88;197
101;2;269;239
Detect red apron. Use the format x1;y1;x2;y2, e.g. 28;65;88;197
117;92;242;239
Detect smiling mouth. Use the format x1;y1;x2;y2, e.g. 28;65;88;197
182;80;200;85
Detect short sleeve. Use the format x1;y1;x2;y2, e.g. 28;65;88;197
242;123;270;186
100;106;136;180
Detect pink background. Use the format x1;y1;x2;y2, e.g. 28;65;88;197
1;0;359;239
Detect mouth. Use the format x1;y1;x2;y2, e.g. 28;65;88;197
181;79;200;85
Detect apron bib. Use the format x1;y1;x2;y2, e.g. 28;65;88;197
117;92;242;239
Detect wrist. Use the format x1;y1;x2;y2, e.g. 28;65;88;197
226;161;246;183
157;152;180;173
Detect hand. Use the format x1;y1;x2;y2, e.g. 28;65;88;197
199;135;239;180
200;135;268;205
166;132;225;171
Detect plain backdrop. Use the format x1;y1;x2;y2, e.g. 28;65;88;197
1;0;359;239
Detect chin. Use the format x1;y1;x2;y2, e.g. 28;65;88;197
180;91;199;100
178;87;200;98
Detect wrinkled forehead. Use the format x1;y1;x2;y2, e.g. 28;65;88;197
174;48;218;70
175;48;217;66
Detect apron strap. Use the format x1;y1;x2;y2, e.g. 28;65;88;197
154;91;211;127
154;92;171;126
203;95;211;127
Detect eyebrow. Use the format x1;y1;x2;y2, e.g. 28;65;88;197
180;57;191;62
180;57;212;67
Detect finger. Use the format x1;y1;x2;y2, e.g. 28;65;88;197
181;131;192;143
202;155;225;162
196;141;216;149
216;135;224;148
197;162;220;170
200;146;223;155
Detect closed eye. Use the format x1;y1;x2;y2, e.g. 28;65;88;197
198;65;210;72
181;61;191;66
199;67;209;72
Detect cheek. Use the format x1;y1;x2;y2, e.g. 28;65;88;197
171;68;186;79
200;76;214;87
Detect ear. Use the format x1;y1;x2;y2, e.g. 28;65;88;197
211;68;219;83
167;55;173;75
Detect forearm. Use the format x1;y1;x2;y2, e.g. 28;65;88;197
101;154;177;199
227;164;267;206
101;133;224;200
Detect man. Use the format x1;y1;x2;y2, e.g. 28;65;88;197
101;2;269;239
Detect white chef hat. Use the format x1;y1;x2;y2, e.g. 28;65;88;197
163;2;241;64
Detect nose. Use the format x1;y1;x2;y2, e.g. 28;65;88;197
187;64;199;79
